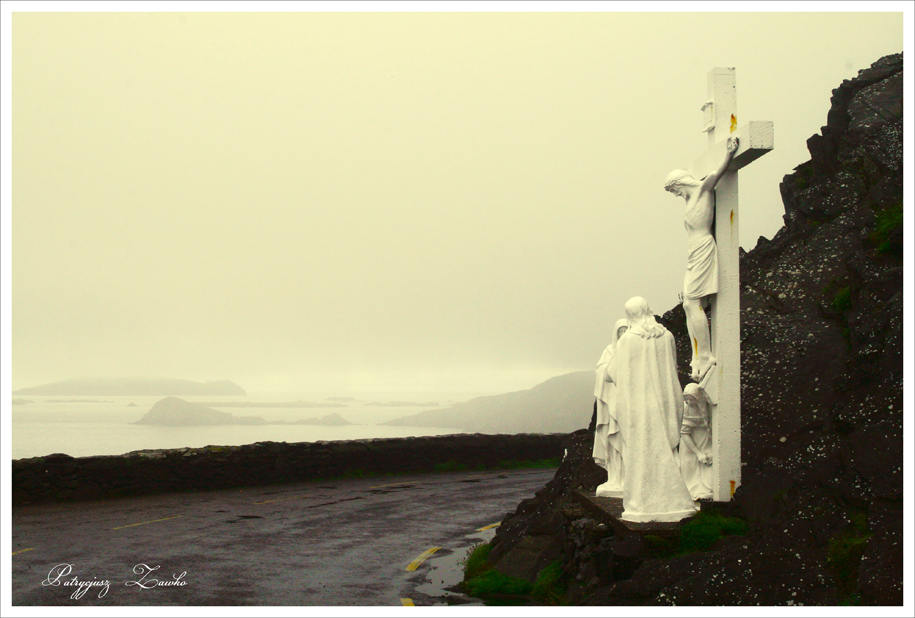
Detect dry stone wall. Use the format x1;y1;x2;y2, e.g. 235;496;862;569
12;433;564;505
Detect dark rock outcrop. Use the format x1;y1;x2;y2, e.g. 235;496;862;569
486;429;605;581
484;53;903;606
133;397;266;426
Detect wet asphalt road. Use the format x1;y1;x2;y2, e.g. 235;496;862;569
11;467;556;606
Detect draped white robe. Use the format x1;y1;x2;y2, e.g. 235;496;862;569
593;318;629;497
609;325;697;522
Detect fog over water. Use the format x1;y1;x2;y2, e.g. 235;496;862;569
4;8;906;405
11;392;480;459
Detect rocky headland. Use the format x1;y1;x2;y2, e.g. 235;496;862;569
475;53;903;606
385;371;594;433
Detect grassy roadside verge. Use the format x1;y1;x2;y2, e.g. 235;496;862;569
459;543;568;606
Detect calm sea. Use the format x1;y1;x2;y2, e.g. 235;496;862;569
10;392;481;460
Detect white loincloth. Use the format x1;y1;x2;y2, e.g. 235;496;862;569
684;234;718;300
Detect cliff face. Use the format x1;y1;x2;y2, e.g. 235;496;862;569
486;53;903;606
729;53;903;606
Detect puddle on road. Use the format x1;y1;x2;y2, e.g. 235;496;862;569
409;528;496;606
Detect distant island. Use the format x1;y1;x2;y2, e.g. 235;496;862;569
326;396;358;402
132;398;352;427
273;413;352;426
47;399;116;403
133;398;265;426
11;399;34;405
13;378;247;396
365;401;439;407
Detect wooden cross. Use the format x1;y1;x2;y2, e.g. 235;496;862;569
688;68;773;501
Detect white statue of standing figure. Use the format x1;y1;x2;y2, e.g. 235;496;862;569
679;383;714;500
664;135;739;381
609;297;697;522
593;317;629;498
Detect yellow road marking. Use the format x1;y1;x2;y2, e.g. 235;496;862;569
400;598;415;606
476;522;501;531
112;515;182;530
368;482;413;489
12;548;36;556
405;547;440;571
253;494;314;505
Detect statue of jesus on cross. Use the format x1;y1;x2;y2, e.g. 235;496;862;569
664;135;740;382
656;66;773;501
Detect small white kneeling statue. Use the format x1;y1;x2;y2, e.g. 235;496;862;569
610;296;697;523
679;383;714;501
593;318;629;498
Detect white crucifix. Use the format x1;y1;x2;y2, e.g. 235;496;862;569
672;67;774;501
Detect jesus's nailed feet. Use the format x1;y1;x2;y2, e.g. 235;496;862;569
692;357;717;382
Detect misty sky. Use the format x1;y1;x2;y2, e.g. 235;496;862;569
5;7;905;394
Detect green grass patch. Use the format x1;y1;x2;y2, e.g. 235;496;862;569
463;543;493;580
531;560;567;604
831;286;852;315
643;511;750;559
496;458;561;470
871;201;903;256
827;511;872;602
464;569;533;598
461;547;567;605
821;281;855;349
679;510;749;553
434;460;469;473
